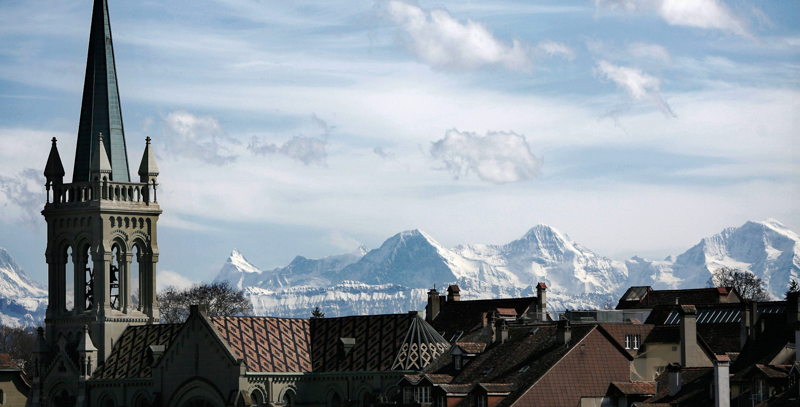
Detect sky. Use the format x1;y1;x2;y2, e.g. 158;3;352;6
0;0;798;287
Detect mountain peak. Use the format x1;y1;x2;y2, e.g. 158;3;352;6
353;244;369;255
227;249;261;274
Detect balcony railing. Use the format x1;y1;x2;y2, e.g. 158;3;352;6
47;179;157;205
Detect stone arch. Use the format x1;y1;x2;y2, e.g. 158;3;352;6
48;383;76;407
99;391;119;407
326;385;345;407
131;390;151;407
249;386;267;407
384;385;401;404
168;378;226;407
356;385;375;407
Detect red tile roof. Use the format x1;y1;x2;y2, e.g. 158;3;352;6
93;324;183;379
610;381;656;395
210;316;312;373
455;342;487;354
0;354;20;370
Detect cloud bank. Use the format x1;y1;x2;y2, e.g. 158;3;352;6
385;0;532;71
0;168;45;228
429;129;543;184
595;0;751;37
248;136;328;166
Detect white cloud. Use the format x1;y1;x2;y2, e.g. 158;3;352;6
248;136;328;166
162;110;238;165
328;230;363;252
373;146;396;161
595;60;675;117
385;0;532;71
157;270;196;292
0;168;45;228
536;40;577;60
627;42;671;62
595;0;751;37
429;129;543;184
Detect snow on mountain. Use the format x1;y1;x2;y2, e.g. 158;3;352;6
215;245;368;290
454;224;628;295
215;219;800;317
0;248;48;327
631;219;800;299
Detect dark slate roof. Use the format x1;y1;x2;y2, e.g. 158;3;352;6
642;367;715;406
662;304;785;324
696;323;741;354
73;0;131;182
93;324;182;379
210;316;312;373
611;381;656;395
617;287;738;310
310;313;416;372
732;313;795;374
643;326;680;344
430;297;536;340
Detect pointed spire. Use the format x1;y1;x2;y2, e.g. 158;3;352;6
44;137;66;182
91;132;113;176
73;0;130;183
77;326;98;353
138;136;159;183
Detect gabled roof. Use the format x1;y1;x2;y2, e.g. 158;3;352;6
642;367;715;406
732;313;795;374
430;297;536;340
93;324;182;379
598;324;655;353
210;316;312;373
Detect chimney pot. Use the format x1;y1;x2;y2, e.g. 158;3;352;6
667;363;682;396
713;355;731;407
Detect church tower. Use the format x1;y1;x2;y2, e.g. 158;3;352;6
35;0;161;402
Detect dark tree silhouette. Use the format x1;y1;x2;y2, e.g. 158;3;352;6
0;325;36;372
311;306;325;319
786;279;799;299
708;267;769;301
157;281;253;323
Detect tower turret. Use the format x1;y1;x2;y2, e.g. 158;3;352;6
44;137;65;203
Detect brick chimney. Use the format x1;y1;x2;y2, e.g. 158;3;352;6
679;305;703;367
426;286;440;322
556;320;571;345
667;363;682;396
713;355;731;407
447;284;461;302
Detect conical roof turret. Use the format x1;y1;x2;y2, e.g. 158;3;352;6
44;137;66;181
138;136;159;182
91;132;113;176
72;0;130;182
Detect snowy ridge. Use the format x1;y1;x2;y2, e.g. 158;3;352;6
215;219;800;317
0;248;48;327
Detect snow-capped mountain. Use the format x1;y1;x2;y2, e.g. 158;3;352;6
630;219;799;298
0;248;48;327
217;246;368;291
215;219;800;318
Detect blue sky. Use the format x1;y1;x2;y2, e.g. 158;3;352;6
0;0;798;287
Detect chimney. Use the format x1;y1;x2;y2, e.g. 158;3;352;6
749;300;759;340
556;320;571;345
447;285;461;302
739;301;750;350
536;282;547;321
787;292;799;327
426;286;440;322
494;318;508;344
667;363;682;397
713;355;731;407
679;305;701;367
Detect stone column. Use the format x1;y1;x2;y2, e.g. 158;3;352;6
121;252;133;313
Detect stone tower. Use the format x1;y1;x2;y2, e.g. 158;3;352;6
34;0;161;403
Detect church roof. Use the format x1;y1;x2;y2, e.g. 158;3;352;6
92;324;182;379
209;316;312;373
73;0;130;182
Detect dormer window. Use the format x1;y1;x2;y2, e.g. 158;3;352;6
414;387;431;404
625;334;641;350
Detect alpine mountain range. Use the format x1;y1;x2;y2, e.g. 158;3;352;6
0;219;798;325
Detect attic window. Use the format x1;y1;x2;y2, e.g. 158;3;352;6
625;334;641;350
529;327;539;335
450;332;463;342
518;366;530;374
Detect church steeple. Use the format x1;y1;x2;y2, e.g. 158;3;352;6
73;0;130;183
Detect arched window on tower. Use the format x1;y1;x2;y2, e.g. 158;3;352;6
84;245;94;311
131;245;142;311
110;246;121;310
65;246;74;312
